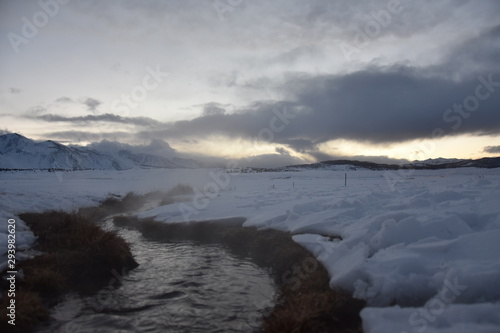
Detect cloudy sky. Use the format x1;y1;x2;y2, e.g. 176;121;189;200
1;0;500;166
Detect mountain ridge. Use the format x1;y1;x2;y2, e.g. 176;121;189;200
286;157;500;171
0;133;200;171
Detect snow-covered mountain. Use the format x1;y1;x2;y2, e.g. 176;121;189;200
0;133;128;170
0;133;200;170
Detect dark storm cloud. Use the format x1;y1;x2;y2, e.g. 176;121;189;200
484;146;500;154
136;22;500;155
138;67;500;152
137;100;301;144
82;98;102;112
30;113;162;127
435;24;500;79
282;68;500;145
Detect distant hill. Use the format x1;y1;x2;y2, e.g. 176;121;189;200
287;160;400;171
0;133;201;171
286;157;500;171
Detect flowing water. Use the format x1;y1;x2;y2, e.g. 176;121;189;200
37;220;276;333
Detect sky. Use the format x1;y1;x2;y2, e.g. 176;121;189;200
1;0;500;167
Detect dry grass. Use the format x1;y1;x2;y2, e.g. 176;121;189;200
0;210;139;331
222;227;365;332
19;211;138;294
20;255;67;297
263;291;363;333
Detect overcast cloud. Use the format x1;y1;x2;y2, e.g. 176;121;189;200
1;0;499;165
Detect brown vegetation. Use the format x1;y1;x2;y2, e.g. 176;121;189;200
0;201;139;331
222;227;365;333
19;211;138;294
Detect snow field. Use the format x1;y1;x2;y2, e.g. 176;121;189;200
1;167;500;332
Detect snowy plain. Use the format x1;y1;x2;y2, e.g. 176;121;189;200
1;167;500;332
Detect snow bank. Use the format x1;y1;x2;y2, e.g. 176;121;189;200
361;303;500;333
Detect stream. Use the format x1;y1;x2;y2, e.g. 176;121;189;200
36;218;276;333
